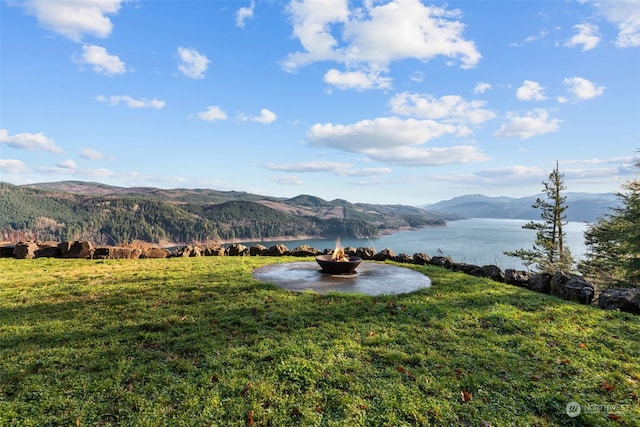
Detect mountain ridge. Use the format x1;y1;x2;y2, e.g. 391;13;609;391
1;181;455;244
423;192;619;222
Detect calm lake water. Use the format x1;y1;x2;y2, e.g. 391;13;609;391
242;218;589;271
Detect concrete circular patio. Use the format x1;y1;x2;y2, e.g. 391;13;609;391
253;261;431;295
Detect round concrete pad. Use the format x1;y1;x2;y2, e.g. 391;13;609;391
253;261;431;295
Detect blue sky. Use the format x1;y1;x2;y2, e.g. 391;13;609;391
1;0;639;205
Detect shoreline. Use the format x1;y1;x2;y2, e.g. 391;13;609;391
157;224;448;248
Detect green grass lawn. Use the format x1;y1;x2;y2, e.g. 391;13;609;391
1;257;638;426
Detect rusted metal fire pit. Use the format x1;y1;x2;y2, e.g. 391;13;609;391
315;254;362;275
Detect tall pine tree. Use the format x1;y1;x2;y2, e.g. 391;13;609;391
505;162;574;272
579;156;640;288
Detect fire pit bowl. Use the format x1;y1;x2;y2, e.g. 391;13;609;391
315;254;362;275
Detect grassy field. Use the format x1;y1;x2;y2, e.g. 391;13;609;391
0;256;638;426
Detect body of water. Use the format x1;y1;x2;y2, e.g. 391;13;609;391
242;218;589;271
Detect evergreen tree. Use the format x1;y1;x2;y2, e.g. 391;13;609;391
505;162;574;272
579;157;640;288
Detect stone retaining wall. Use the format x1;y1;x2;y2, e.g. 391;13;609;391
2;240;637;314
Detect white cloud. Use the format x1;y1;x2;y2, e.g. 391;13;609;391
282;0;349;69
75;44;126;75
343;167;392;177
525;29;549;44
97;95;165;109
563;76;605;100
177;47;210;79
475;165;545;180
473;82;492;94
57;159;77;169
562;156;637;167
389;92;496;126
80;148;105;160
265;160;354;173
409;71;424;83
494;109;560;139
270;175;304;185
245;108;277;124
564;23;600;51
324;68;392;90
364;145;490;166
342;1;481;67
283;0;481;89
0;129;62;153
236;0;255;28
82;168;116;178
37;165;117;179
592;1;640;47
264;160;392;176
307;117;458;153
196;106;228;122
509;29;550;47
0;159;29;174
16;0;126;42
305;117;490;166
516;80;546;101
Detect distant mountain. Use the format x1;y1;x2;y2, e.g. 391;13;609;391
423;192;620;222
0;181;457;244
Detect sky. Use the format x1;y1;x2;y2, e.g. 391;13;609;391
1;0;639;206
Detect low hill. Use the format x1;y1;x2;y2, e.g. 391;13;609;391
0;181;454;244
423;192;619;222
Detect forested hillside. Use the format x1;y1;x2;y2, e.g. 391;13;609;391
0;181;452;244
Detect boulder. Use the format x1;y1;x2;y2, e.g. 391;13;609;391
289;245;319;257
550;272;595;304
204;246;226;256
527;273;552;294
470;265;506;283
249;244;267;256
0;244;15;258
356;247;375;260
505;269;531;288
265;244;288;256
35;242;62;258
372;248;395;261
94;247;142;260
412;252;431;265
58;241;72;254
13;242;39;259
344;246;358;256
430;256;452;268
176;245;202;257
141;247;170;259
598;288;640;314
393;253;413;263
227;243;248;256
450;262;480;274
61;241;94;259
